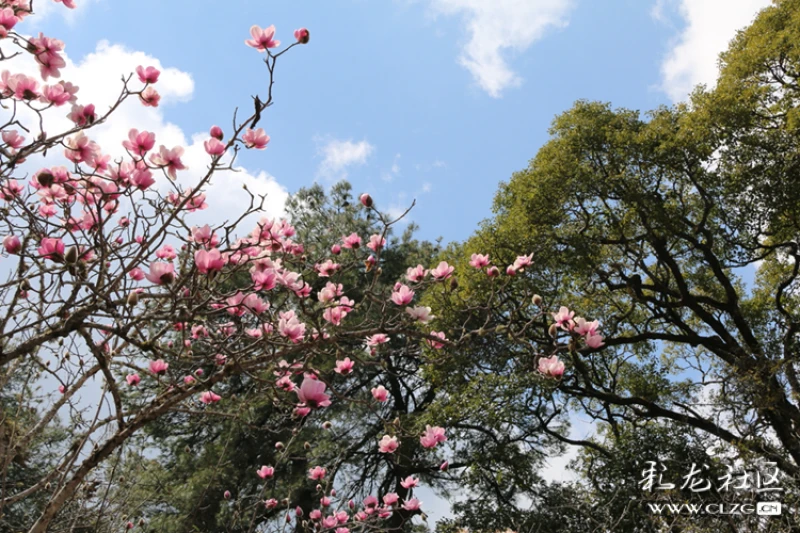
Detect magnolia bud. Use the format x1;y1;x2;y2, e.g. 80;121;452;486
275;442;284;450
548;323;559;337
316;484;322;492
304;441;311;450
294;28;310;44
532;294;542;306
359;193;373;208
127;291;139;306
210;125;223;140
449;277;459;290
224;490;232;500
322;421;332;429
64;246;78;264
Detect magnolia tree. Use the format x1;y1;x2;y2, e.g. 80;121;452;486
0;2;602;532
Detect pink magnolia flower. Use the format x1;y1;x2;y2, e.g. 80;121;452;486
251;269;277;291
195;248;226;274
200;391;221;404
426;331;447;349
126;374;141;386
402;498;421;511
317;282;342;303
245;24;280;51
243;294;269;314
573;317;599;337
420;425;447;449
405;265;427;282
184;375;196;385
342;233;361;249
8;74;39;100
315;259;340;277
242;127;270;149
296;377;331;408
430;261;455;280
150;145;186;180
257;465;275;479
132;168;155;190
511;253;534;271
145;262;175;285
383;493;399;506
191;224;219;247
38;238;64;261
391;284;415;306
53;0;76;9
585;332;605;349
265;498;279;509
149;359;169;376
139;86;160;107
406;306;434;323
366;334;389;346
371;385;389;402
3;235;21;254
367;234;385;252
136;65;160;84
469;253;490;268
487;266;500;277
278;310;306;343
204;137;226;156
41;84;69;106
378;435;399;454
128;267;145;281
551;306;575;330
122;129;156;156
330;244;341;255
294;27;310;43
0;8;18;39
538;355;565;379
308;466;327;480
400;476;419;489
334;357;354;375
2;130;24;150
67;103;96;126
65;132;99;165
155;244;177;260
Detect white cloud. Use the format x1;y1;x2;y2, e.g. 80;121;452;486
381;153;402;182
25;0;102;27
316;137;374;180
427;0;573;97
658;0;771;102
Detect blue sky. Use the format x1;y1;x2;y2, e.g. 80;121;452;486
21;0;772;247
